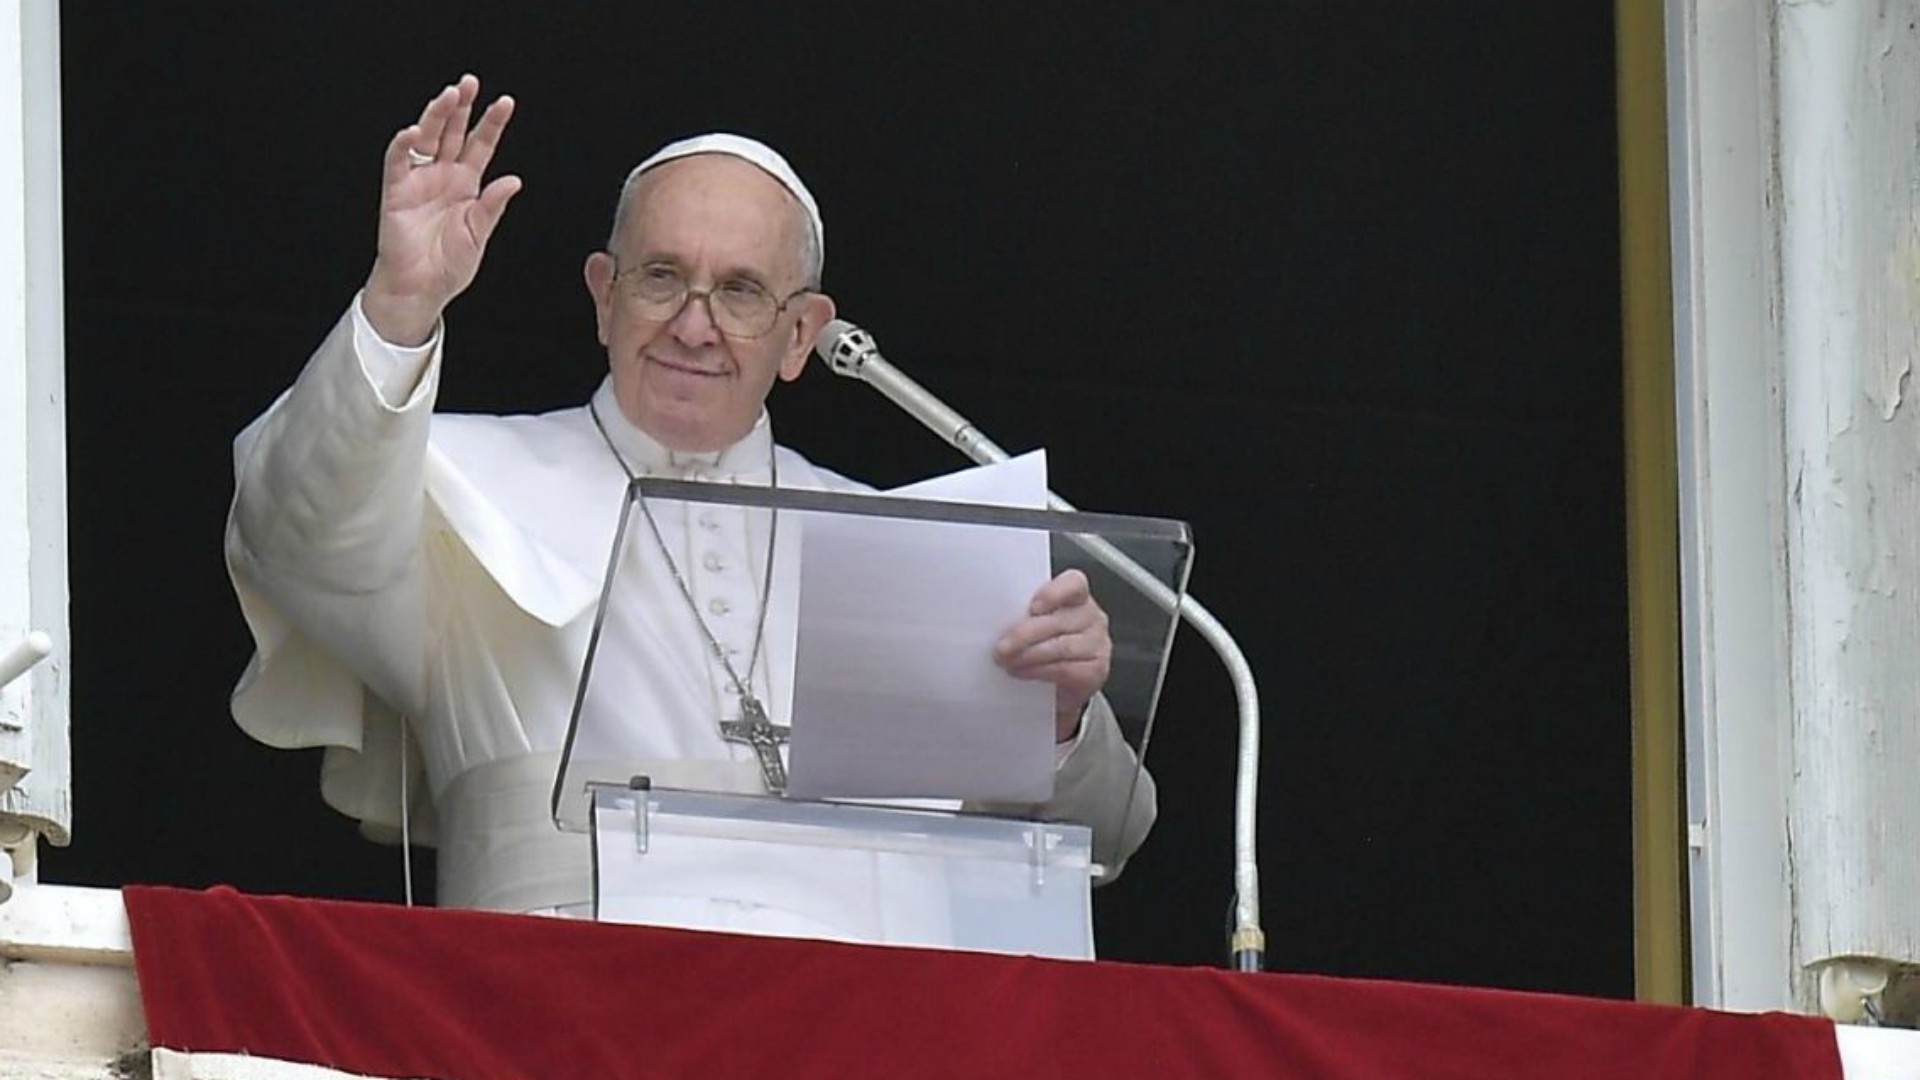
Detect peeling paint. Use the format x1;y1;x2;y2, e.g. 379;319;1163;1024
1886;362;1913;419
1881;207;1920;420
1771;0;1920;977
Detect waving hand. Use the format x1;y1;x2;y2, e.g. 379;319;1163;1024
362;74;522;346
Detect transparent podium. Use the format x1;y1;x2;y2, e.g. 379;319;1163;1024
550;476;1190;959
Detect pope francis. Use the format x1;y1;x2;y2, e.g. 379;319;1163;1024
224;75;1156;923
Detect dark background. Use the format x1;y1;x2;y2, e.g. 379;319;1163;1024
45;5;1629;995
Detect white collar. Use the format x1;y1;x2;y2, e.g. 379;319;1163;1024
588;378;775;480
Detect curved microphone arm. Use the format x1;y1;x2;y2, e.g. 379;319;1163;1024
816;319;1266;971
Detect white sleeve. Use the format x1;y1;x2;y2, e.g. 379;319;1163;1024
226;294;445;730
350;291;441;406
972;694;1158;885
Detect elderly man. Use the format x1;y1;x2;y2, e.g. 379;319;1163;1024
225;75;1155;919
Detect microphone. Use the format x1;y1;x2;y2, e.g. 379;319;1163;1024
814;319;1013;465
814;318;1269;972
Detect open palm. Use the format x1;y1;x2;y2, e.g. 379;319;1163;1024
363;74;521;346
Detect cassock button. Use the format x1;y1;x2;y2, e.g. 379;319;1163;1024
709;597;732;617
703;552;726;573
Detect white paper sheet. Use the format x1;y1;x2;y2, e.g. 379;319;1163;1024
784;451;1056;801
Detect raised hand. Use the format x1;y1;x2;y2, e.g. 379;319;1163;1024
362;74;522;346
994;569;1113;743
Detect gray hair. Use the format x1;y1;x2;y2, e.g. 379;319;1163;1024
605;159;824;290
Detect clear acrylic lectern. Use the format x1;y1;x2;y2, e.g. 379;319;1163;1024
550;477;1191;959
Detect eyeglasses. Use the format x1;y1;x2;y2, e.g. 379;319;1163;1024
609;260;811;340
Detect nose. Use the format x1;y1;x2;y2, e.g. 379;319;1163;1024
666;289;723;347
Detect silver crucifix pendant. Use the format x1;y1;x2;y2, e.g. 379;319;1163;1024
719;696;789;794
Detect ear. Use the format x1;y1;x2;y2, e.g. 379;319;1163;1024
778;291;836;382
583;252;617;346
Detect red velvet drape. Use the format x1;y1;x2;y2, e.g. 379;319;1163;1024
125;885;1841;1080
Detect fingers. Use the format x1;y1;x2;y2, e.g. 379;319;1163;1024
996;571;1110;706
459;94;516;175
1003;640;1110;737
1000;576;1103;659
995;612;1108;673
392;76;506;176
466;174;524;245
1028;569;1091;616
998;610;1107;665
1012;659;1098;683
382;81;459;191
436;74;479;163
996;582;1111;737
1000;644;1105;679
382;125;426;189
412;81;460;160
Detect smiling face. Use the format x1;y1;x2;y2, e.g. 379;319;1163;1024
583;154;835;453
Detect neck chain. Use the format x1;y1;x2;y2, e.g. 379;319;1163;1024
587;401;789;792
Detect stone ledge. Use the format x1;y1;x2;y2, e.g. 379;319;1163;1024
0;882;132;966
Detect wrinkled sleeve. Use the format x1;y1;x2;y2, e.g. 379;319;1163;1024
224;297;444;841
973;694;1157;884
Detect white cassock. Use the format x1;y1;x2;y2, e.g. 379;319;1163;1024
224;296;1157;928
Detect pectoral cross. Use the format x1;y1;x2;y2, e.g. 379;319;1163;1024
720;695;789;794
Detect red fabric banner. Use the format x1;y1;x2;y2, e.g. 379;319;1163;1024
125;885;1841;1080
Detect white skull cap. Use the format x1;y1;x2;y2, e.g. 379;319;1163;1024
625;132;824;267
